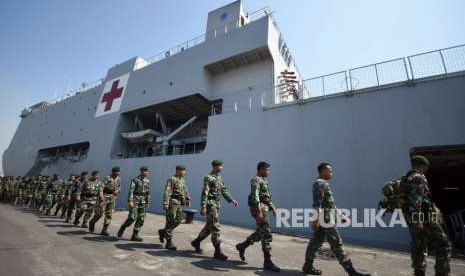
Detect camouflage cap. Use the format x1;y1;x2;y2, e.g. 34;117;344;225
176;165;186;171
412;155;429;166
52;173;58;177
81;171;88;176
211;159;223;166
91;170;99;176
112;166;120;172
140;166;149;171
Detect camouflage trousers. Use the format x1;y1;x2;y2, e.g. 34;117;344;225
245;206;272;253
122;203;146;232
91;196;115;227
163;204;183;239
305;226;352;270
66;196;78;220
408;222;451;275
196;206;221;246
74;200;96;224
58;196;69;217
44;194;58;213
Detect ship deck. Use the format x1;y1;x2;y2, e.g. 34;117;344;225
0;204;464;276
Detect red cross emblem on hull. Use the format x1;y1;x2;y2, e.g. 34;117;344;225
101;80;124;111
95;73;129;117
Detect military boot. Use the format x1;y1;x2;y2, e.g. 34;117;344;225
165;238;177;251
302;261;322;275
213;244;228;261
414;269;425;276
263;252;281;272
100;225;110;236
158;229;165;243
65;216;70;223
131;230;143;242
235;240;252;261
191;238;203;254
45;209;50;215
345;261;371;276
88;220;95;233
73;218;80;226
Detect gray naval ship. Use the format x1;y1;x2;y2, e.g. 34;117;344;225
3;0;465;250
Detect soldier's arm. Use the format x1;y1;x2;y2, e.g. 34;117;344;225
312;181;325;223
115;177;121;196
408;175;427;214
250;177;261;206
221;182;233;203
127;179;135;202
163;178;173;208
200;176;210;208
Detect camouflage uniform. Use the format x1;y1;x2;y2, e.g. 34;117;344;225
159;175;190;240
304;178;354;271
74;177;102;227
402;170;451;276
44;177;63;215
53;180;68;216
59;179;73;218
37;177;49;210
237;175;275;255
8;177;17;204
194;172;233;247
90;174;121;231
118;175;150;239
14;177;25;205
66;177;82;222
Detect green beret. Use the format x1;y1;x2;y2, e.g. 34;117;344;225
112;166;120;172
412;155;429;166
212;159;223;166
91;170;99;176
176;165;186;171
140;166;149;171
81;171;88;176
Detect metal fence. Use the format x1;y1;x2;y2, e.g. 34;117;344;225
300;44;465;99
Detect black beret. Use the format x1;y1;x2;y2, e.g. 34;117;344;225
140;166;149;171
81;171;88;176
91;170;99;176
412;155;429;166
212;159;223;166
176;165;186;171
112;166;120;172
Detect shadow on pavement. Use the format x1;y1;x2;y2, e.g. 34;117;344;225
146;249;210;260
44;224;76;228
189;258;261;272
56;230;89;236
83;236;119;242
255;268;303;275
115;242;163;251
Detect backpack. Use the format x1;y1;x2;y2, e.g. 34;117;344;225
378;176;407;213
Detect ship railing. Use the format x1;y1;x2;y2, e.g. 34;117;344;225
134;7;272;69
210;44;465;115
269;44;465;105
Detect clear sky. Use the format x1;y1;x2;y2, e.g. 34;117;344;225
0;0;464;174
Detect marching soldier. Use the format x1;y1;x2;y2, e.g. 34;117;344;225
44;174;62;215
74;170;102;228
37;175;50;211
236;161;280;272
401;156;451;276
66;172;84;222
89;166;121;236
158;165;190;250
58;174;75;218
191;160;238;261
117;166;150;242
302;163;370;276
